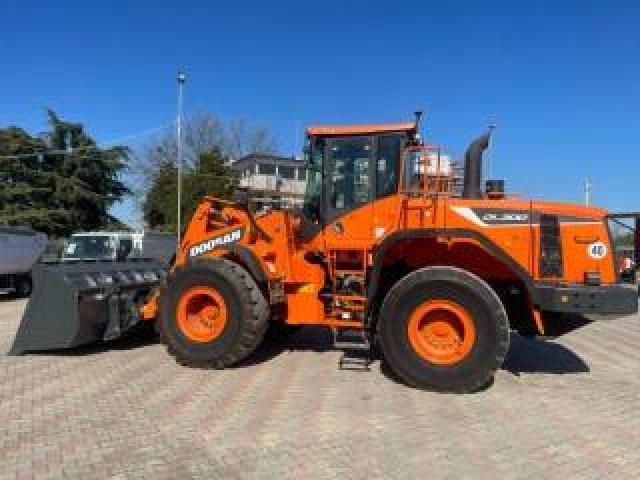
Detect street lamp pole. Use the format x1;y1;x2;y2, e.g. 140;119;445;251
584;178;592;206
176;71;186;246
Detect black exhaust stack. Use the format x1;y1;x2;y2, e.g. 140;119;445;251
413;110;423;144
462;131;492;199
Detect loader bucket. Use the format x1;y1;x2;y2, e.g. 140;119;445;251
9;259;165;354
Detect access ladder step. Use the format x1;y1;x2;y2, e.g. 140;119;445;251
331;294;367;302
339;351;372;371
332;328;371;351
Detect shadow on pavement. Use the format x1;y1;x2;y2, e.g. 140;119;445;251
377;332;589;392
12;323;589;379
11;325;331;361
238;326;335;368
539;313;592;338
0;295;28;303
502;333;589;375
12;324;160;357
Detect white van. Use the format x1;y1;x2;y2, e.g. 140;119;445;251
62;230;176;265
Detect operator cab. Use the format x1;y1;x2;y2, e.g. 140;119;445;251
302;117;453;226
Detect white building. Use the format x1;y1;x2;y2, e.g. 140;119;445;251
231;154;308;207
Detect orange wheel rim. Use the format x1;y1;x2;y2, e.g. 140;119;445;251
407;299;476;365
176;286;227;343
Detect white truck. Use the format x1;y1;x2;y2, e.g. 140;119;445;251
62;230;176;265
0;226;48;297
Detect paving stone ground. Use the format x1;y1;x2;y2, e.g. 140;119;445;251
1;297;639;480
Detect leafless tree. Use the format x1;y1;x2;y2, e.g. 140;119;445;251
224;118;278;161
130;112;278;193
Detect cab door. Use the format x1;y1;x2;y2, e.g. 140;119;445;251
322;136;375;247
372;134;404;240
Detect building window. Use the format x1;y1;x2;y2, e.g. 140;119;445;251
278;165;295;179
297;168;307;181
258;163;276;175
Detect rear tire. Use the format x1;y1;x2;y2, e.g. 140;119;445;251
378;266;510;393
159;257;268;368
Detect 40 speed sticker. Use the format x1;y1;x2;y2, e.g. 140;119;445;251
588;241;607;259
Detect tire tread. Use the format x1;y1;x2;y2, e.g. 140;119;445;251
379;265;510;393
158;257;268;369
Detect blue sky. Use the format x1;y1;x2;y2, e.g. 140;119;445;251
2;0;639;225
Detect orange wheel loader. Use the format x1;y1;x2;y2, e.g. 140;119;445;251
11;113;638;392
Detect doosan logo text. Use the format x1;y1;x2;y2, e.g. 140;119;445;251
481;212;529;223
189;229;243;257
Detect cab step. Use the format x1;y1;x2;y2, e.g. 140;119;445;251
332;328;370;350
333;328;372;371
339;351;372;371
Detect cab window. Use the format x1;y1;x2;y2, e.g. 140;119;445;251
404;149;426;190
302;137;324;221
376;135;402;197
327;137;372;211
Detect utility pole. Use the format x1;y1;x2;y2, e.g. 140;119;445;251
176;71;186;246
584;178;592;206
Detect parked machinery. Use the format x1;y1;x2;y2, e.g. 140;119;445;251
0;226;47;297
62;230;176;265
11;114;637;392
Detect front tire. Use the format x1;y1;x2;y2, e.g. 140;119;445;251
159;257;269;368
378;266;509;393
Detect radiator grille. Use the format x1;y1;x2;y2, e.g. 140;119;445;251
539;214;563;278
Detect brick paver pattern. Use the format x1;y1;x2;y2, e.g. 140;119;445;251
0;299;639;479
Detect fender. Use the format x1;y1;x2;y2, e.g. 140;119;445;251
217;243;269;294
187;243;269;294
366;228;537;325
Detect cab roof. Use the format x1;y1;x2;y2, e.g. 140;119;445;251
306;122;416;136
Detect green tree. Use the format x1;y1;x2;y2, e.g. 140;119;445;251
0;110;130;236
142;161;179;230
142;149;238;231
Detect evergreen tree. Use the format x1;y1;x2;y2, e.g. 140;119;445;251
142;161;179;230
0;110;130;236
